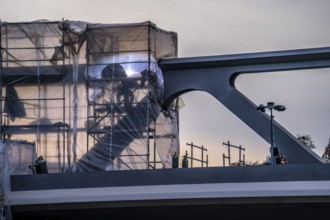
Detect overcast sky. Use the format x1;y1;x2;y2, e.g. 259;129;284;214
1;0;330;166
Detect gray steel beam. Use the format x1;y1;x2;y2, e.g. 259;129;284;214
159;47;330;164
8;164;330;213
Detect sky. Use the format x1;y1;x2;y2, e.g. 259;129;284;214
1;0;330;166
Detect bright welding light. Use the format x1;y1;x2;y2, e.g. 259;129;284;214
125;68;135;77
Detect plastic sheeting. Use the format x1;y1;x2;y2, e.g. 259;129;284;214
6;140;37;175
0;20;179;173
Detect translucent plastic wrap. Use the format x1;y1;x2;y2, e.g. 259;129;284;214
6;140;37;174
0;141;10;208
0;20;179;173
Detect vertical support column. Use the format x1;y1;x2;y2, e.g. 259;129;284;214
61;19;67;172
34;22;42;158
201;145;204;167
270;109;276;165
0;20;3;139
190;142;193;168
227;141;231;165
146;22;151;169
238;145;242;165
57;127;61;172
206;154;209;167
3;23;8;142
0;20;4;220
153;121;156;169
85;24;91;160
109;34;117;168
222;153;225;167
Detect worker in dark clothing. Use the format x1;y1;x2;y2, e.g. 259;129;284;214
101;63;138;109
182;151;189;168
172;152;179;168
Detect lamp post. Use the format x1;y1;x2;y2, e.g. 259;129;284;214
257;102;286;165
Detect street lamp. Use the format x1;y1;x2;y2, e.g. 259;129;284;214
257;102;286;165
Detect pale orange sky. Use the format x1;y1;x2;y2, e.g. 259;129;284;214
1;0;330;166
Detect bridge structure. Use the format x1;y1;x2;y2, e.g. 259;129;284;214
2;47;330;220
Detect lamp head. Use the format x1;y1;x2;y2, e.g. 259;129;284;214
267;102;275;108
274;105;286;111
256;104;266;112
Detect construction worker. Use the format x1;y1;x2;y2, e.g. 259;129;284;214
182;151;189;168
172;152;179;168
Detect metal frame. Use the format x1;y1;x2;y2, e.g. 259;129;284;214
85;22;156;170
0;21;69;173
222;140;245;166
160;47;330;164
186;142;208;168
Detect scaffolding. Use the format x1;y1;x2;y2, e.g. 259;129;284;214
0;21;69;173
186;142;208;168
222;140;245;166
0;20;180;173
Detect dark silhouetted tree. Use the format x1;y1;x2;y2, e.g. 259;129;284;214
297;134;317;149
322;138;330;163
230;161;260;166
